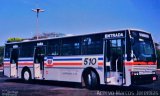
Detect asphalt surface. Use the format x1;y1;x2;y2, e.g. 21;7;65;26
0;72;160;96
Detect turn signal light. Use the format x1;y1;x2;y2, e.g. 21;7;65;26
153;77;156;81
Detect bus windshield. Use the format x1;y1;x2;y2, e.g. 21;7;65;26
131;31;156;62
139;42;154;55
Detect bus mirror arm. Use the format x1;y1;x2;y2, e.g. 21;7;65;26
133;54;137;61
130;38;134;45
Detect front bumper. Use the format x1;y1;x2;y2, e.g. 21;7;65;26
131;74;158;85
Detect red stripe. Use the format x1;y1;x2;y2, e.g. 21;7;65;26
4;63;33;66
54;63;82;65
45;62;82;67
18;63;33;65
98;62;103;66
4;62;10;65
4;63;10;66
125;62;156;65
0;67;3;69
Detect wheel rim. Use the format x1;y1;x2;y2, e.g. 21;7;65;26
88;73;91;86
24;71;30;81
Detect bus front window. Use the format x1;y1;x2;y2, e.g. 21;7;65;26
132;40;156;62
139;42;153;55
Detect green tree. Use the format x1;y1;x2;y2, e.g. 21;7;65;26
7;37;23;43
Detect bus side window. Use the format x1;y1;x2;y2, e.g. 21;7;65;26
47;40;60;56
34;48;39;63
10;49;19;64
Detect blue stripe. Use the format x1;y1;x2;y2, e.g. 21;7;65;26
98;58;103;60
4;60;10;62
47;56;53;59
18;60;33;61
53;58;82;61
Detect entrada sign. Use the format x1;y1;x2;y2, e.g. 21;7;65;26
105;33;124;38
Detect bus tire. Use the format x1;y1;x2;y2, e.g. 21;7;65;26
22;69;32;82
84;70;99;89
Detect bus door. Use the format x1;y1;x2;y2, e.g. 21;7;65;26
104;38;125;86
10;48;19;78
33;46;46;79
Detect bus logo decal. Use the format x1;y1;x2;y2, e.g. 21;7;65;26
47;59;53;65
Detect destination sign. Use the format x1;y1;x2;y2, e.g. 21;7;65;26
105;33;124;38
139;33;149;38
13;45;18;48
37;42;43;46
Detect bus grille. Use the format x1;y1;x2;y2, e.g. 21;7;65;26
132;65;157;72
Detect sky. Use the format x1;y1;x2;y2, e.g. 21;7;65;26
0;0;160;46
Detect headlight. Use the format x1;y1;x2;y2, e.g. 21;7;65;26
152;71;156;74
131;72;139;76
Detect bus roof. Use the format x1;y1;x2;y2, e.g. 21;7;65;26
5;29;150;45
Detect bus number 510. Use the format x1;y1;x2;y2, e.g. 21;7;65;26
84;58;97;65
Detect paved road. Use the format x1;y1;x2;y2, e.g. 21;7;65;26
0;73;160;96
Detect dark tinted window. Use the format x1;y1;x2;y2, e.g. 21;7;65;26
10;48;19;63
5;45;11;58
61;37;81;56
82;34;103;55
20;42;35;57
47;39;60;55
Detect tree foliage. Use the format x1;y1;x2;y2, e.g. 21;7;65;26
7;38;23;43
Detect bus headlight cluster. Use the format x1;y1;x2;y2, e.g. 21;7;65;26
131;72;139;76
152;71;156;74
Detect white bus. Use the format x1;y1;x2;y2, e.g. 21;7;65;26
3;29;157;89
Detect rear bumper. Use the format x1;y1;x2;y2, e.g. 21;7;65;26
131;74;158;85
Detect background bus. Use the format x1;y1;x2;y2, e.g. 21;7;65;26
3;29;157;89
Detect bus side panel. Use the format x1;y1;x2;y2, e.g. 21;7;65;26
3;58;10;77
44;68;61;81
97;66;105;85
44;56;84;82
4;66;10;77
59;68;83;82
124;65;132;86
18;67;22;78
44;65;83;82
44;55;104;83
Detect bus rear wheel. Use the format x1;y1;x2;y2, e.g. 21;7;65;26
84;70;99;89
22;69;31;82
